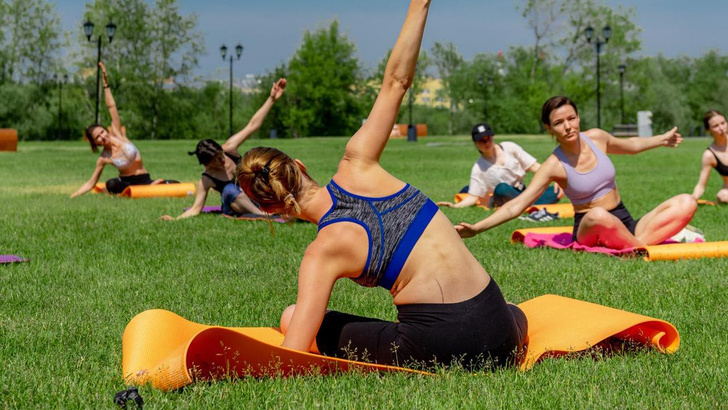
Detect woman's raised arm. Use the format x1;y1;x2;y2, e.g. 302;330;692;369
343;0;430;166
222;79;286;155
99;62;124;139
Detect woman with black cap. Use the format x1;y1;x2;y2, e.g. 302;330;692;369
437;122;562;209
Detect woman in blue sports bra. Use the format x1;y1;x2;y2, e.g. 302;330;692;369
71;62;174;197
160;78;286;220
691;110;728;204
457;96;698;250
235;0;526;370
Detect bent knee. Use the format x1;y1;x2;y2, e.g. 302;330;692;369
280;304;297;334
717;189;728;203
581;207;614;226
675;193;698;216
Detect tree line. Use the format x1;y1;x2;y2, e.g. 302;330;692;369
1;0;727;141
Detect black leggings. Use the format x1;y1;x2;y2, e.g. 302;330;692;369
315;279;527;370
572;201;639;242
105;174;179;194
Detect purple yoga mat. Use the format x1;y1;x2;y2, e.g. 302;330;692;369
183;205;222;213
0;255;29;264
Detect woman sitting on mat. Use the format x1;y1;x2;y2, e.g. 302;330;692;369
71;62;174;198
160;78;286;220
456;96;697;250
235;0;526;370
437;122;563;209
691;110;728;204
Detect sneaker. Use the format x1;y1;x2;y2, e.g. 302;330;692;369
670;225;705;243
519;208;560;222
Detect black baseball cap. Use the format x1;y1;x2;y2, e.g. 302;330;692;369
471;123;495;142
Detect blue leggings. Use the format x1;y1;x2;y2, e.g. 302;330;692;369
491;183;559;207
221;183;243;216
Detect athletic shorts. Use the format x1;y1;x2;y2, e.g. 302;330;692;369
315;279;527;370
105;174;179;194
572;201;639;242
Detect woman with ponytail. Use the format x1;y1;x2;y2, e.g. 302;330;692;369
236;0;526;370
161;78;286;220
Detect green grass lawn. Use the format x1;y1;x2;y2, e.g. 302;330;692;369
1;136;727;408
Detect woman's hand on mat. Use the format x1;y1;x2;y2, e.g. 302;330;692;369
99;61;109;86
661;127;682;147
455;222;480;238
270;78;287;101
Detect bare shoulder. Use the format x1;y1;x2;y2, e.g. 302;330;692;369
584;128;611;141
306;225;367;279
702;148;718;166
541;153;566;178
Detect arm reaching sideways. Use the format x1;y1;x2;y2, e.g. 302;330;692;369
99;62;124;139
593;126;682;155
222;78;287;154
691;150;716;200
455;157;558;237
160;179;211;220
70;156;111;198
343;0;430;167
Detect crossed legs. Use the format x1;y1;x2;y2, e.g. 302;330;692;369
576;194;697;249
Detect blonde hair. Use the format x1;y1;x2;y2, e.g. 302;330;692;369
236;147;305;216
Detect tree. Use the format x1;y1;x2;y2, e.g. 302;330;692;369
430;42;464;135
285;20;364;137
0;0;63;84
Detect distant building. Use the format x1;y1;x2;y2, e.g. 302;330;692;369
413;78;449;109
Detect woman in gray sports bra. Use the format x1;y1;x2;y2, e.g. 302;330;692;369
160;78;286;220
691;110;728;203
71;62;170;197
457;96;697;250
235;0;527;370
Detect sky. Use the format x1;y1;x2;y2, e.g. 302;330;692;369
55;0;728;81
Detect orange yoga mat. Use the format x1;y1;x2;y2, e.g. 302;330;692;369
526;203;575;218
0;129;18;152
92;182;195;198
511;226;728;261
122;295;678;390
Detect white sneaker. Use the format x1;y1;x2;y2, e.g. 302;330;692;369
670;225;705;243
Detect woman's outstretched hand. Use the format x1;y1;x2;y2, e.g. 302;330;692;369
270;78;287;101
454;222;479;238
661;126;682;147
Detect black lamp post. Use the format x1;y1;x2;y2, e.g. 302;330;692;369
221;43;243;137
618;63;626;124
83;19;116;124
54;73;69;139
407;88;416;142
585;24;611;128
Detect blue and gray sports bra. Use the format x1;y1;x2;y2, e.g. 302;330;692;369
553;133;616;205
318;179;439;290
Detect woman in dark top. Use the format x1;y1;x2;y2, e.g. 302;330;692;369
692;110;728;203
235;0;526;370
161;78;286;220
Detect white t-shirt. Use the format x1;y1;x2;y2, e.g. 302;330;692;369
468;141;537;197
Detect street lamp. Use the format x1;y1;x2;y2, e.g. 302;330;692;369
54;73;69;139
83;19;116;124
585;24;611;128
221;43;243;137
618;63;626;124
407;87;416;142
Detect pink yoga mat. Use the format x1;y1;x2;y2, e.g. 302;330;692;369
0;255;29;264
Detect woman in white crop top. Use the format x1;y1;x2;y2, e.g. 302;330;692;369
71;62;173;198
456;96;697;250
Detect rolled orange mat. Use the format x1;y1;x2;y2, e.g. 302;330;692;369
526;202;575;218
642;241;728;261
0;129;18;152
120;183;196;198
122;295;679;389
91;182;195;198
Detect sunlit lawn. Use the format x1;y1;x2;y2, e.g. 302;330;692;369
1;135;726;408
